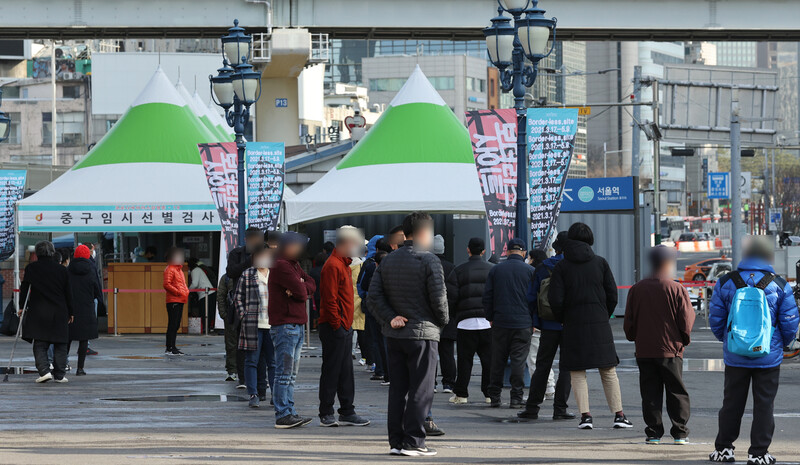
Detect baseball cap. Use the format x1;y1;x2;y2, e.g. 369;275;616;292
507;238;526;252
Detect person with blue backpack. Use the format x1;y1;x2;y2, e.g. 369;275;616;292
708;236;799;465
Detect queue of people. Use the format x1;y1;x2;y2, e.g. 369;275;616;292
12;211;800;464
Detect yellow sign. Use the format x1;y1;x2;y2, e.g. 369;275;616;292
575;106;591;116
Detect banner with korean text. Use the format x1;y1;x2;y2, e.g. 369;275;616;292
199;142;239;255
466;108;518;259
527;108;578;250
245;142;285;232
0;170;26;261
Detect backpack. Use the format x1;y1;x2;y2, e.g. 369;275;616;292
537;268;556;321
725;271;775;358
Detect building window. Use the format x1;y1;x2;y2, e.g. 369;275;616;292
368;78;405;92
1;86;20;98
6;112;21;145
428;76;455;91
467;77;486;92
42;111;85;146
63;85;81;99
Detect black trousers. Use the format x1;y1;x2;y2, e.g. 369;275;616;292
357;329;373;365
637;357;690;439
68;340;89;370
438;337;457;387
318;323;356;417
488;327;532;403
715;365;780;456
525;329;571;414
33;340;68;379
366;312;388;379
386;338;437;450
453;328;492;399
165;303;183;350
197;296;217;331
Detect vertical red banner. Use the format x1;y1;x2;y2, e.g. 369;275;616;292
465;109;518;260
198;142;239;255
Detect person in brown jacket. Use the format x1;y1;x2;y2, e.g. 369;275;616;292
624;245;695;445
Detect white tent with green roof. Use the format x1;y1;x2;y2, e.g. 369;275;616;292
18;67;221;233
175;79;229;142
285;65;483;225
193;91;234;141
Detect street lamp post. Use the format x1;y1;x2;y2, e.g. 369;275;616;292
483;0;556;248
0;89;11;143
210;19;262;247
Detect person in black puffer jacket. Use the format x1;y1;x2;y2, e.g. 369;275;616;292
446;237;494;403
483;237;536;408
67;245;105;376
549;222;631;430
367;211;448;456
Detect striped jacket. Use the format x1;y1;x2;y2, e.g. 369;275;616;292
233;267;263;351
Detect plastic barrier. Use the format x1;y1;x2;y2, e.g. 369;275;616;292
676;240;716;252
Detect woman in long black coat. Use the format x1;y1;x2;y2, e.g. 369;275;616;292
549;222;631;430
20;241;73;383
67;244;104;376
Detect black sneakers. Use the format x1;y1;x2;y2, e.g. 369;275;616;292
517;409;538;420
423;417;445;436
613;413;633;429
553;411;576;420
399;445;437;457
747;453;776;465
709;448;735;462
171;348;185;356
338;414;370;426
578;414;593;429
275;414;312;429
319;414;338;427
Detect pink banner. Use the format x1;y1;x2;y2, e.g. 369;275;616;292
198;142;239;255
466;109;518;260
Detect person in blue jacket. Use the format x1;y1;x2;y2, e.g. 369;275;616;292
518;231;574;421
708;236;799;465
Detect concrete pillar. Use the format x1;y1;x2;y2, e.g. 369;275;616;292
254;28;311;147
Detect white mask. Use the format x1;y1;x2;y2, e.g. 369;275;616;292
91;250;96;259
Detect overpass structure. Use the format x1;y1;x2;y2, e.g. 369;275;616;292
2;0;800;40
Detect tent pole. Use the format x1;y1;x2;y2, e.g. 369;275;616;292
13;204;20;313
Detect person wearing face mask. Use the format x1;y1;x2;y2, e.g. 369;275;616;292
368;211;448;457
163;247;189;355
233;244;277;408
226;227;265;285
624;245;695;445
317;225;370;427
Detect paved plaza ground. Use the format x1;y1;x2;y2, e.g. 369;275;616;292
1;320;799;464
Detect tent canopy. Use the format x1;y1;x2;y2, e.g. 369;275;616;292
18;67;223;233
285;66;483;225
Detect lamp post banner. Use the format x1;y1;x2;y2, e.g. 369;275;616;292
0;170;26;261
466;108;518;260
245;142;285;232
199;142;239;255
527;108;578;250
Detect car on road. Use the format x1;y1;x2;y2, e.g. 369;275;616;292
678;231;712;242
683;256;731;282
706;261;732;282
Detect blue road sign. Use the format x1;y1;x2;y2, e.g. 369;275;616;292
707;172;730;199
561;176;634;212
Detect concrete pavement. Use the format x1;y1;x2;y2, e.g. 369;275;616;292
1;320;799;464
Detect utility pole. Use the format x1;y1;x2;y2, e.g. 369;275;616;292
730;87;742;268
771;148;775;208
632;66;642;179
50;40;57;180
652;79;662;245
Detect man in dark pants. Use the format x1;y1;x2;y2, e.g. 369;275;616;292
358;236;393;383
217;274;245;384
446;237;493;404
708;237;799;464
226;226;264;389
623;245;695;444
433;234;457;393
519;232;575;420
317;225;370;427
483;238;535;409
368;211;448;457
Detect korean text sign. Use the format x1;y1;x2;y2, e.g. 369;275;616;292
0;170;26;261
199;142;239;254
466;108;518;259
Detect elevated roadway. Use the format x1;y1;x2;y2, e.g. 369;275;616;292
2;0;800;40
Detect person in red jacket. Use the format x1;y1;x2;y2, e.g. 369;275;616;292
317;225;370;427
163;247;189;355
268;231;316;429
